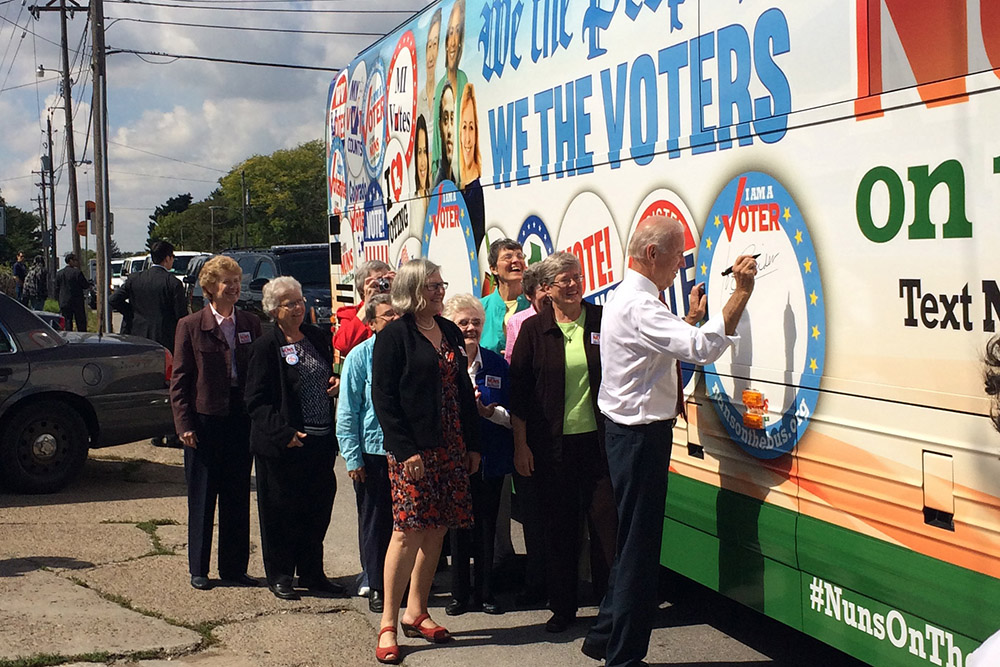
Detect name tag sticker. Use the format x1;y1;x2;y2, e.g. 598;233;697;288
485;375;502;389
238;331;252;344
280;344;296;357
590;332;601;345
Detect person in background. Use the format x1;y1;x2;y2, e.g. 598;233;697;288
509;251;618;634
245;276;346;601
582;216;756;667
334;260;394;358
170;255;261;591
442;294;513;616
337;294;399;614
480;238;529;356
54;252;89;332
458;82;485;252
371;259;480;664
12;251;27;304
23;255;48;311
110;240;187;351
504;261;548;362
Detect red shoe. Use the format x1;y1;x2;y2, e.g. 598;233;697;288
400;612;451;643
375;626;401;664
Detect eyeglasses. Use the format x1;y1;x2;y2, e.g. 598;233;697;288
550;274;584;288
278;299;305;310
376;311;398;321
424;282;449;292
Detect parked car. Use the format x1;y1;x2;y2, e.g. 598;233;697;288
180;253;212;313
115;254;148;288
0;294;174;493
202;245;333;330
33;310;65;331
88;258;123;310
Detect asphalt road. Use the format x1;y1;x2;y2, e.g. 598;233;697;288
0;441;868;667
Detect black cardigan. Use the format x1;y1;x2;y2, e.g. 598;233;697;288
371;312;481;462
245;323;335;458
508;302;604;465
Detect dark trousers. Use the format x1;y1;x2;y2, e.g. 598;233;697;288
587;419;675;667
537;431;618;618
353;452;393;592
513;471;547;596
255;436;337;587
183;408;252;578
60;303;86;332
450;472;504;603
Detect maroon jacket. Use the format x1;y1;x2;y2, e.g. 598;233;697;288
170;305;262;435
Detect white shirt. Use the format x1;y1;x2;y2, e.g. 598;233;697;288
598;269;739;425
210;302;238;386
468;347;511;428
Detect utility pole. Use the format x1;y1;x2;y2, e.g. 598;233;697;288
29;0;83;261
90;0;112;332
46;117;58;282
209;205;224;252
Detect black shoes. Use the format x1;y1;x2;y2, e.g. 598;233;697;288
445;598;470;616
581;637;607;660
545;612;576;633
515;587;546;608
190;575;211;590
300;577;349;597
368;589;384;613
220;573;259;587
481;598;503;615
269;582;301;600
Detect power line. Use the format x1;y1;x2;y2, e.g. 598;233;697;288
107;15;387;36
105;137;230;173
0;74;61;92
109;169;218;183
106;0;418;13
109;47;342;72
0;12;65;48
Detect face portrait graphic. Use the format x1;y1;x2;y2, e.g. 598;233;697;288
440;85;455;164
445;0;464;75
425;15;440;99
415;116;430;195
461;95;476;177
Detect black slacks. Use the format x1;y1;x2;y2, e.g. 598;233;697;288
450;472;504;603
184;405;252;578
353;452;393;592
255;435;337;587
586;418;675;667
536;430;618;618
513;471;547;596
59;303;86;332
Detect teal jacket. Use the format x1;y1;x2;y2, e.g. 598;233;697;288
335;336;385;471
480;289;530;356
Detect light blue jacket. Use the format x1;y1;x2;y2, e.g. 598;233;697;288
336;335;386;471
480;289;530;356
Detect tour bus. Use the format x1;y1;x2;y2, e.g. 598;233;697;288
326;2;1000;665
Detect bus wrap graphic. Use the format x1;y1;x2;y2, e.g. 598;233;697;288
700;172;825;459
422;181;480;297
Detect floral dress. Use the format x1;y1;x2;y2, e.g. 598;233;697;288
387;337;474;531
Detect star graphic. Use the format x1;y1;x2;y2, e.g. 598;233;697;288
809;291;818;306
469;250;475;260
714;215;721;227
424;233;429;242
465;227;470;237
783;207;791;222
809;358;818;372
460;209;465;219
473;276;479;287
705;238;713;250
794;229;803;245
811;325;821;340
803;258;812;273
712;382;720;396
700;263;707;276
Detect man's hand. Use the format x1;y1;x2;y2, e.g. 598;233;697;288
684;283;707;325
348;466;366;483
287;431;307;448
180;431;198;448
731;255;757;294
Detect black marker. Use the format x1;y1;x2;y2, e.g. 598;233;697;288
720;254;760;276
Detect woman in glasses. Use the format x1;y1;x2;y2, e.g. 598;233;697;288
370;259;481;664
508;252;618;634
245;276;346;601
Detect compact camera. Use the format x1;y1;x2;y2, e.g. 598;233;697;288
374;277;391;293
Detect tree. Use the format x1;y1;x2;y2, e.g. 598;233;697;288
152;190;229;252
0;202;44;264
218;140;326;247
147;193;193;248
109;237;123;258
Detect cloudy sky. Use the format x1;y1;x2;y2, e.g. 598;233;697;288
0;0;429;254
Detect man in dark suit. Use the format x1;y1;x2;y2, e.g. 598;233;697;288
110;241;187;351
54;253;90;331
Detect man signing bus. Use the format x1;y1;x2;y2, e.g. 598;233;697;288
583;215;757;667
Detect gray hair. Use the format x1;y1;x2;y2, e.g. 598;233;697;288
390;258;442;315
442;293;485;322
364;293;393;322
538;252;581;286
261;276;302;317
354;259;392;295
627;216;683;259
522;262;543;297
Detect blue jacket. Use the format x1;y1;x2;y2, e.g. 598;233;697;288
336;336;385;471
480;289;530;356
474;347;515;478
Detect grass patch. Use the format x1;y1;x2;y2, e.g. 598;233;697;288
136;519;180;556
0;647;173;667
